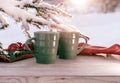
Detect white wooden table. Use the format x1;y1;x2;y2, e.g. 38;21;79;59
0;55;120;83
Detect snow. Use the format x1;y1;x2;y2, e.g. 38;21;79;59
0;0;120;48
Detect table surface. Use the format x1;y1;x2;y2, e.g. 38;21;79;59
1;55;120;76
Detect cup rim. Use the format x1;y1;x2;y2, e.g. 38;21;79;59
35;31;59;34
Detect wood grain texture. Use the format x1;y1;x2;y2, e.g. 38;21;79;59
0;77;120;83
0;55;120;76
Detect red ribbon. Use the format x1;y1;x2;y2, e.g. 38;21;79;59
78;43;120;55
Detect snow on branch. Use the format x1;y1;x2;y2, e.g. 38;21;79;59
38;2;71;17
0;0;78;38
0;13;9;29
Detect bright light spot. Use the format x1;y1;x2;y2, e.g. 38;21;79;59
67;0;90;11
69;0;88;6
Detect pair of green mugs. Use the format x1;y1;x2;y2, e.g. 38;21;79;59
25;31;88;64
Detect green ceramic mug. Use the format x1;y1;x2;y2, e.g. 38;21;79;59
58;31;88;59
25;31;59;64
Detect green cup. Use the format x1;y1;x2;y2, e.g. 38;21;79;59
58;31;88;59
25;31;59;64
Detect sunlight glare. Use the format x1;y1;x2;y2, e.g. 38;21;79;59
68;0;90;10
69;0;88;6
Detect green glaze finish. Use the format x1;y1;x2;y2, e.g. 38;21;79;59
58;32;87;59
25;31;59;64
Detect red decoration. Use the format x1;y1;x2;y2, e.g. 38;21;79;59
78;43;120;55
0;42;33;62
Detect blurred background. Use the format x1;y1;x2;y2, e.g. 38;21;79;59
45;0;120;47
44;0;120;13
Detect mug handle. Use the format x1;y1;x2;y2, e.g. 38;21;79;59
25;37;35;51
77;33;89;54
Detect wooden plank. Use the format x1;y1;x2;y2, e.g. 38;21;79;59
0;55;120;76
0;76;120;83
